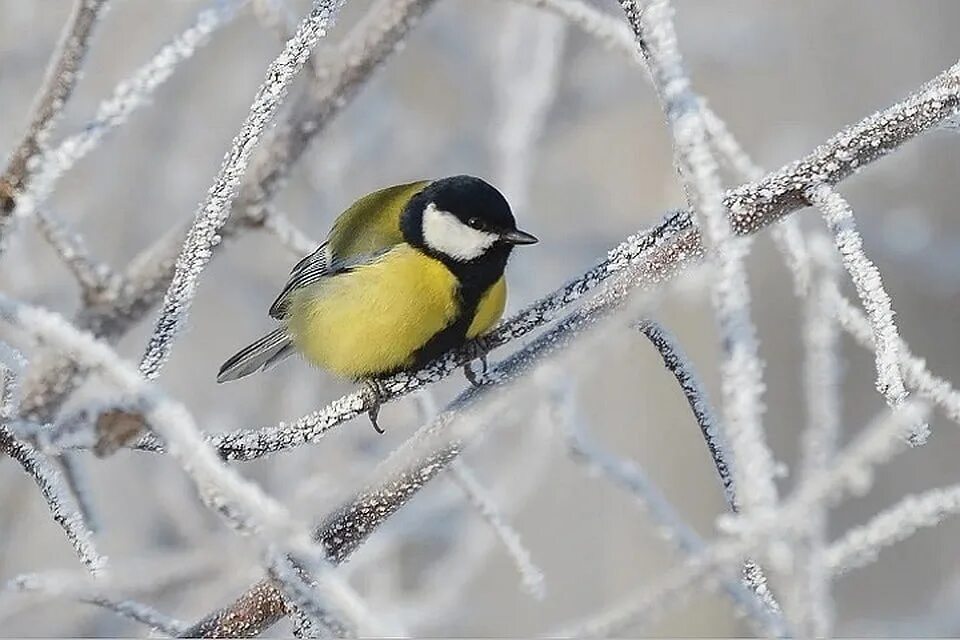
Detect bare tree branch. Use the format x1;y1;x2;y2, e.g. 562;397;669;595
18;0;437;426
138;0;347;379
0;0;109;227
637;320;783;623
619;0;778;515
559;383;788;636
16;1;244;224
0;428;106;575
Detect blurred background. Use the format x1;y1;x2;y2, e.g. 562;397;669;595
1;0;959;636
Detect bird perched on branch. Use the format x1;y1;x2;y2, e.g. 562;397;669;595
217;175;538;432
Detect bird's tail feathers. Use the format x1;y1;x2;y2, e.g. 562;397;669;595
217;327;293;383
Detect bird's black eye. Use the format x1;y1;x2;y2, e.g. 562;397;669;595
466;217;484;230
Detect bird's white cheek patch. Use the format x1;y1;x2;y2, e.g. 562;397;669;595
422;203;498;261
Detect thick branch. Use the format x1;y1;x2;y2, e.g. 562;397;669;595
181;292;625;637
19;0;437;423
176;57;960;636
724;62;960;234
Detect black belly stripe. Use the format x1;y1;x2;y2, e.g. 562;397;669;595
411;290;481;368
409;245;510;374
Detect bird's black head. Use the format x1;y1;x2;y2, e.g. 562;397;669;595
400;175;537;268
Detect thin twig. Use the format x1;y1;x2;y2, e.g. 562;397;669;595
449;460;546;600
557;402;930;636
180;293;625;636
558;385;788;637
15;1;244;223
807;185;920;443
826;483;960;575
0;428;106;575
619;0;779;515
636;320;783;621
0;295;381;635
826;284;960;425
139;0;346;379
34;210;117;303
790;262;842;636
0;0;109;225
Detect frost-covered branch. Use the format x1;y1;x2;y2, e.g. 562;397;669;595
0;0;109;230
180;294;624;636
17;0;440;425
826;285;960;425
0;295;381;634
619;0;778;516
0;341;104;574
560;388;787;637
0;429;106;575
34;210;117;302
637;321;734;508
557;402;930;635
15;1;244;222
130;210;700;461
512;0;813;298
234;0;436;217
6;573;189;637
826;483;960;575
635;320;783;622
138;0;345;379
491;4;566;211
790;262;842;636
724;62;960;232
449;461;545;600
807;185;919;442
29;51;960;466
259;207;320;258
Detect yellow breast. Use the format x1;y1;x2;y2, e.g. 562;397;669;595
468;276;506;339
285;246;461;379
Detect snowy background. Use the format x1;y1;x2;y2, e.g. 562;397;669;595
1;0;960;636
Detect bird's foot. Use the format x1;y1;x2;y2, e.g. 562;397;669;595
463;339;490;387
361;378;387;434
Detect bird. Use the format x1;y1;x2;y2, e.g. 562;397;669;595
217;175;538;432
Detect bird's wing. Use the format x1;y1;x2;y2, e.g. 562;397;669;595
268;180;429;320
268;244;331;319
326;180;429;259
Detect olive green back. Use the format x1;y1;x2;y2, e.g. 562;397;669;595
327;180;429;260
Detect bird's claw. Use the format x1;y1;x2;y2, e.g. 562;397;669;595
361;379;386;434
464;353;489;387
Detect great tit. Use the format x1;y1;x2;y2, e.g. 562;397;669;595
217;175;538;431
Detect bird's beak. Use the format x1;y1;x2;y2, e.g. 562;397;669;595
501;228;539;245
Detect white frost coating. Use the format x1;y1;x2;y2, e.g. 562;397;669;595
35;209;115;297
698;103;813;297
492;3;567;212
139;0;345;379
0;433;107;576
0;341;27;416
559;388;788;637
450;461;546;600
261;206;320;257
826;484;960;574
560;402;930;637
267;549;399;638
0;341;105;576
790;272;841;637
619;0;778;515
827;284;960;425
779;401;930;524
0;294;380;634
807;186;921;443
17;1;244;220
